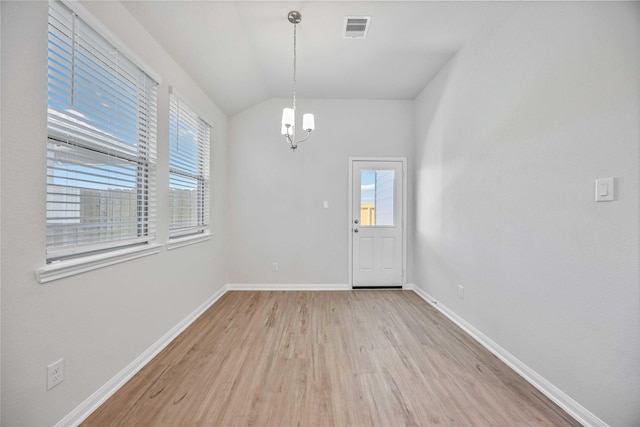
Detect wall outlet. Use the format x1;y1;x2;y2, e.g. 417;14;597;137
272;262;278;272
47;358;64;390
457;285;464;299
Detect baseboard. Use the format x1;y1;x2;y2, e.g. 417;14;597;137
412;285;608;427
227;283;350;291
227;284;414;291
56;285;229;427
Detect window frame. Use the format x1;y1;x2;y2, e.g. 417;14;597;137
167;88;211;243
42;0;160;277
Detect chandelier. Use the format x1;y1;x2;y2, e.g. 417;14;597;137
281;10;315;151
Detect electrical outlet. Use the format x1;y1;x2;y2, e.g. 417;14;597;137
272;262;278;272
47;358;64;390
458;285;464;299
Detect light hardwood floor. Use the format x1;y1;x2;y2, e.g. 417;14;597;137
82;291;581;426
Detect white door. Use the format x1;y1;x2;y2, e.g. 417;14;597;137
351;159;404;288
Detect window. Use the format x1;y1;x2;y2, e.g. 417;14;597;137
360;169;395;226
46;0;158;261
168;91;211;239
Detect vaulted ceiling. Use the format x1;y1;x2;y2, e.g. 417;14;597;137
122;1;520;116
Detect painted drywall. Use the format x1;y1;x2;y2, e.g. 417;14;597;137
0;1;228;425
413;2;639;425
0;2;3;422
227;98;414;286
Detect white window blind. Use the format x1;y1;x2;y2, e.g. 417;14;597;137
47;0;158;260
168;92;211;238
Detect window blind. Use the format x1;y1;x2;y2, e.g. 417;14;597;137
47;0;158;260
168;92;211;237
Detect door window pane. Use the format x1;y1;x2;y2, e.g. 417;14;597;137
360;169;394;226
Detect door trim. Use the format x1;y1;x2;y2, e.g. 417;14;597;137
348;157;407;289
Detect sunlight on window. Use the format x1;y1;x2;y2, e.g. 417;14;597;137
360;170;394;226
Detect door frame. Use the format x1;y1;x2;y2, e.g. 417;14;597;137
348;157;407;288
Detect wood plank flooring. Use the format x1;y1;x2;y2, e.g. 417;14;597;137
82;291;581;426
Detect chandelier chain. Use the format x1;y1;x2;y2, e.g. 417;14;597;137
292;22;297;111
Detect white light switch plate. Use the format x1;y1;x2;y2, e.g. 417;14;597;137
595;177;615;202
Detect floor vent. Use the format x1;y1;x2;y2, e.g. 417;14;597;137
343;16;371;39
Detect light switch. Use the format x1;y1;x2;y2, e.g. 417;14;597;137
323;201;329;209
595;177;615;202
599;183;608;197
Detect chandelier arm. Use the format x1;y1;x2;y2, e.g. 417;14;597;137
284;132;294;146
294;130;312;145
283;129;311;151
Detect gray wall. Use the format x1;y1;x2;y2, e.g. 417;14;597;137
413;2;639;425
0;2;3;423
227;98;414;286
1;1;228;425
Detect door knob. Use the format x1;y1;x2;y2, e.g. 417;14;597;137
354;219;359;224
354;228;359;233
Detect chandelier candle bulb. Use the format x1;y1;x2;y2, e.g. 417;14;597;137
282;108;295;127
303;113;315;132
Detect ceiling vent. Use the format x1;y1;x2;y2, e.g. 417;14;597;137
343;16;371;39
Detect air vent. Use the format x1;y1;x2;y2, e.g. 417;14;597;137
343;16;371;39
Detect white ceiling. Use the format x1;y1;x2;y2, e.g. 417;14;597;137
122;1;520;116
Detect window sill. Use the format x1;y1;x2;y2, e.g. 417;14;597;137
36;243;162;284
166;233;212;251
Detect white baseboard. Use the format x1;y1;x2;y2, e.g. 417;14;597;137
56;285;228;427
227;283;415;291
227;283;350;291
412;285;607;427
